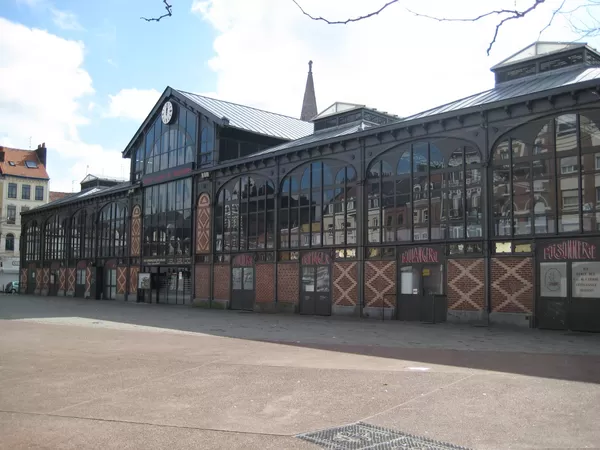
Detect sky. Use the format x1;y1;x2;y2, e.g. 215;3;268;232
1;0;599;193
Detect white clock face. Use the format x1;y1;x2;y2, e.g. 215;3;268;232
161;101;174;124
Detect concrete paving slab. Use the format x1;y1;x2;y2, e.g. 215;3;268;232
0;412;315;450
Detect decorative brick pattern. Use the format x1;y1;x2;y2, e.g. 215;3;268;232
333;262;358;306
131;205;142;257
256;264;275;303
67;268;76;293
85;267;92;298
20;268;27;292
214;265;230;300
35;268;42;292
59;268;66;291
277;263;299;304
41;268;49;292
195;264;210;299
447;259;485;311
117;267;127;295
491;257;533;313
129;266;139;294
365;261;396;307
196;193;211;254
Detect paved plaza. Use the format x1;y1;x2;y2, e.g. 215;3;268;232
1;295;599;449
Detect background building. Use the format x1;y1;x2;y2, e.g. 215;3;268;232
0;144;49;288
20;43;600;332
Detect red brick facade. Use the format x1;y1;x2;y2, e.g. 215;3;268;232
117;267;127;295
333;262;358;306
196;193;211;254
58;268;66;292
129;267;139;295
195;264;210;299
256;264;275;303
447;259;485;311
20;268;27;292
365;261;396;307
491;257;534;313
67;268;75;293
277;263;299;304
214;265;230;300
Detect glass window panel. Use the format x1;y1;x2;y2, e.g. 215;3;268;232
512;139;528;158
232;268;242;290
581;113;600;152
302;267;315;292
559;215;580;232
556;114;578;152
243;267;254;290
316;266;329;292
413;143;428;172
397;151;411;174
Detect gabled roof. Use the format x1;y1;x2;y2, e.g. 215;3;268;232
313;102;364;120
176;89;313;140
0;147;48;179
405;65;600;121
492;41;589;70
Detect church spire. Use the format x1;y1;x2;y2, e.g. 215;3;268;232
300;60;317;121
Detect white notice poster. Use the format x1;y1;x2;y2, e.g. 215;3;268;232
138;273;151;290
571;262;600;298
540;262;567;298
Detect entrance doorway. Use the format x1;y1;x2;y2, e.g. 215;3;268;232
27;268;35;294
75;266;86;298
231;254;255;311
138;266;192;305
397;264;444;321
104;268;117;300
299;251;332;316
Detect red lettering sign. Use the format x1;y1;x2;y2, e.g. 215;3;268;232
543;240;597;260
232;254;254;267
301;251;331;265
400;247;439;264
142;165;192;186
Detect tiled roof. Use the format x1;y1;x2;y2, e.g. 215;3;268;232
0;147;49;179
405;65;600;121
49;191;69;202
175;90;314;140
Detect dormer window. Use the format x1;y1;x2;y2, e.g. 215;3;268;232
8;161;15;166
25;160;38;168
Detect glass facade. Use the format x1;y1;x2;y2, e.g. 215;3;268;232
367;139;482;243
215;176;276;252
98;203;128;258
143;179;192;257
25;221;40;261
492;111;600;236
70;210;95;260
44;215;66;260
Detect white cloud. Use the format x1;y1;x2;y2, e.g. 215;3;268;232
192;0;600;118
51;8;84;31
105;88;161;121
0;18;123;192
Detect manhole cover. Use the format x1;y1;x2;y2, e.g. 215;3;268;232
297;422;469;450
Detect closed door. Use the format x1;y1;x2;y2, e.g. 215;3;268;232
105;269;116;300
231;267;255;311
75;268;86;297
397;264;444;321
300;266;331;316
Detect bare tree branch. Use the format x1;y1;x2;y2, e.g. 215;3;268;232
291;0;399;25
538;0;567;39
141;0;173;22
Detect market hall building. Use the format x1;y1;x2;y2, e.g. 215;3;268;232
20;42;600;332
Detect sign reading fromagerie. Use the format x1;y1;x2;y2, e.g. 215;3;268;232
542;240;597;261
400;247;439;264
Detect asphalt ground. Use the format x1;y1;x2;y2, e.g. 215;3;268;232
1;295;599;449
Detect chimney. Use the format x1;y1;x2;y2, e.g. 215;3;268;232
0;147;4;163
35;142;47;167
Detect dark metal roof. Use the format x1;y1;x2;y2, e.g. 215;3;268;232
252;121;378;157
175;90;314;141
405;66;600;121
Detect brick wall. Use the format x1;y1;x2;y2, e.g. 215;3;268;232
447;258;485;311
195;264;210;299
195;193;211;254
491;257;533;313
67;268;75;293
129;267;139;294
117;267;127;295
20;268;27;293
59;268;66;292
35;268;41;293
256;264;275;303
214;265;230;300
277;263;299;304
333;261;358;306
365;260;396;307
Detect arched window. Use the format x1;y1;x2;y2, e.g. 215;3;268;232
70;210;95;259
367;139;482;243
280;161;356;249
199;115;215;166
24;221;40;260
215;176;275;252
5;233;14;252
492;110;600;236
143;106;196;175
44;215;65;260
98;203;128;258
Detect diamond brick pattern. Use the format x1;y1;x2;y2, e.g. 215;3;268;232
67;268;76;292
256;264;275;303
117;267;127;295
131;205;141;257
365;261;396;307
59;268;66;291
42;268;49;291
35;268;41;292
333;262;358;306
195;264;210;299
20;268;27;292
277;263;299;304
492;257;533;313
448;259;485;311
85;267;92;298
214;265;230;300
196;193;211;254
129;266;139;294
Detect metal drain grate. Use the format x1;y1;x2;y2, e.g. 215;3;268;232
297;422;470;450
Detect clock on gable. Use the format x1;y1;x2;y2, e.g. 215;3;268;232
161;101;176;125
